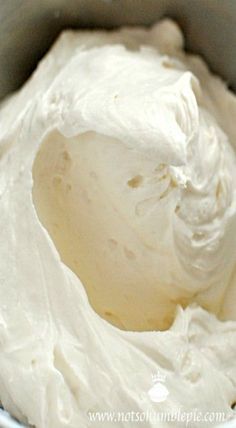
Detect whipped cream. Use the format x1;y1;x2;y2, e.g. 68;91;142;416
0;19;236;427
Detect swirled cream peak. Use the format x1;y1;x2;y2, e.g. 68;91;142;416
0;19;236;428
30;20;236;331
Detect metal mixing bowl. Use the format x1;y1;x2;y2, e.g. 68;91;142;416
0;0;236;101
0;1;235;427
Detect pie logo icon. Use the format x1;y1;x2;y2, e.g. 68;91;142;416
148;372;169;403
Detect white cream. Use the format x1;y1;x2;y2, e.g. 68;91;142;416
0;19;236;427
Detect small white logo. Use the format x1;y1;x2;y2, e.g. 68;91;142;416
148;371;169;403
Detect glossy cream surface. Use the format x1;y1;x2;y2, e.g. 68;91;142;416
0;19;236;428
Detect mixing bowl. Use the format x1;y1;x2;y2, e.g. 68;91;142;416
0;1;235;427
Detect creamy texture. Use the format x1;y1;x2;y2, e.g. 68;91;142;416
0;19;236;427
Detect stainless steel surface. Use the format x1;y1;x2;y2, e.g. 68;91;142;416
0;0;236;100
0;1;235;427
0;409;25;428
